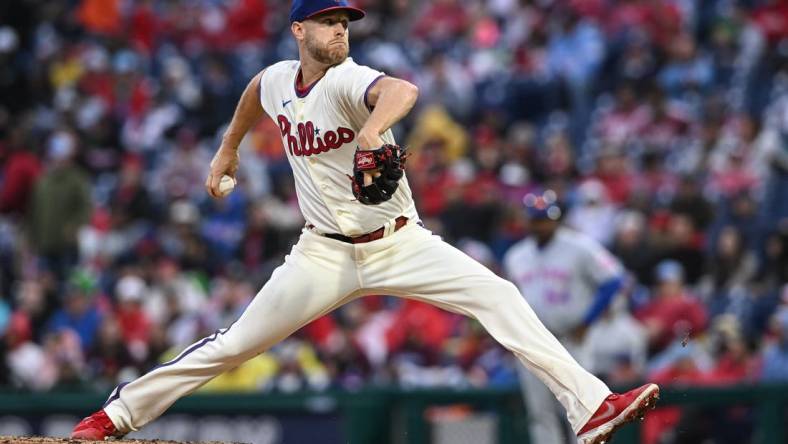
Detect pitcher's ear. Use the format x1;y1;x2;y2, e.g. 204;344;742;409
291;21;305;41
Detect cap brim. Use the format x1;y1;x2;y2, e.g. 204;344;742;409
305;6;365;22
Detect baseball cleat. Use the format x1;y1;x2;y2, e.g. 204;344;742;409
576;383;660;444
71;409;123;440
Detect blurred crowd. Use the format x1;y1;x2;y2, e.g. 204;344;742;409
0;2;787;435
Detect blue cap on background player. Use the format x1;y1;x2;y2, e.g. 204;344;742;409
523;190;562;220
290;0;366;23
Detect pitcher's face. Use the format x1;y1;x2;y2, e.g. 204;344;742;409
299;11;350;65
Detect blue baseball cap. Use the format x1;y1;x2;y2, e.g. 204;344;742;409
523;190;562;220
290;0;366;23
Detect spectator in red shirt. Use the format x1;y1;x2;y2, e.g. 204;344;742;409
0;124;41;215
114;275;151;361
129;0;160;54
703;315;758;385
636;260;708;353
592;145;635;205
386;300;455;358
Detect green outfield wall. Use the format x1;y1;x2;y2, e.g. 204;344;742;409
0;384;785;444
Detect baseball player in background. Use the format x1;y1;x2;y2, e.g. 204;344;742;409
504;191;628;444
71;2;658;443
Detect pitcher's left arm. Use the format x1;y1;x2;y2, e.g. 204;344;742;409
357;77;419;150
349;77;418;205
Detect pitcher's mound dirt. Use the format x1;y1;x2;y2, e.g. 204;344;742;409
0;437;236;444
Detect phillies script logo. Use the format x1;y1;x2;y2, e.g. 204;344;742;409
277;115;355;157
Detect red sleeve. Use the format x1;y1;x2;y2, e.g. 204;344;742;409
0;155;41;213
687;299;708;334
302;315;337;348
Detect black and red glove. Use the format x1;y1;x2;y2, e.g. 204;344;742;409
349;144;408;205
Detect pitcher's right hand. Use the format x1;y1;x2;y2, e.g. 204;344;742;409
205;146;240;199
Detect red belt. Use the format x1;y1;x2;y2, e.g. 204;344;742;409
314;216;409;244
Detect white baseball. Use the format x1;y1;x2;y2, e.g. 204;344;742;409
218;175;236;196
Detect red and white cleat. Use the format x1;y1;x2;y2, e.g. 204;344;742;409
577;383;660;444
71;410;123;440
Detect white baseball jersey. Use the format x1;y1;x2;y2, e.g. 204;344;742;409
504;227;622;337
259;58;418;236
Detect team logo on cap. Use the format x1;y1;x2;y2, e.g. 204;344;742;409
523;190;562;220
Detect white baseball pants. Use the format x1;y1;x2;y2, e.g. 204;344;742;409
104;222;611;434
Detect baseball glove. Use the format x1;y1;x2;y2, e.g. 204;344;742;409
349;144;408;205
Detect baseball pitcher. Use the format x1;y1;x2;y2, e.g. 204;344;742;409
72;2;658;443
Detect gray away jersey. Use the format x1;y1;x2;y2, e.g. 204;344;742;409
503;227;622;336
